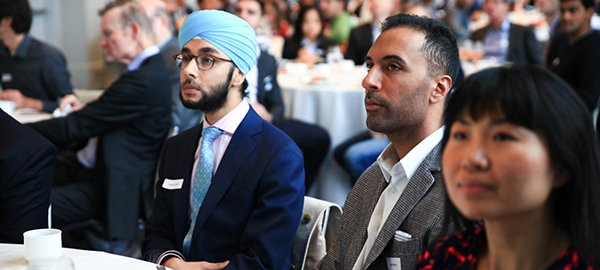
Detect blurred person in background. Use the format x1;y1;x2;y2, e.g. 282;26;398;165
401;0;435;17
283;6;335;66
345;0;396;65
535;0;561;37
140;0;203;135
470;0;542;64
162;0;192;31
439;0;484;40
197;0;228;11
0;0;73;112
320;0;356;51
546;0;600;116
265;0;294;37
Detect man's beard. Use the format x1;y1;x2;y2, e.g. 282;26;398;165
180;67;234;113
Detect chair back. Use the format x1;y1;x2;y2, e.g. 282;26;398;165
291;196;342;270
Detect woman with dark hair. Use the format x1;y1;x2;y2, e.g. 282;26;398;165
282;5;335;66
417;65;600;270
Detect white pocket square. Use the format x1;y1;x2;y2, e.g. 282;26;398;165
394;230;412;242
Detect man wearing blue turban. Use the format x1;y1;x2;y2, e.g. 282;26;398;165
142;10;305;270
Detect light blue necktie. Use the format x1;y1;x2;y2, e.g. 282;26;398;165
182;127;224;256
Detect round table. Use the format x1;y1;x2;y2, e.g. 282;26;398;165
0;243;167;270
278;64;369;206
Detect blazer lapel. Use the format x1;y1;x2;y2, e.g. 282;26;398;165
344;168;388;268
363;144;442;269
508;23;517;62
190;109;261;245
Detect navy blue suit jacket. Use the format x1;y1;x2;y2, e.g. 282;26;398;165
143;107;305;269
0;110;56;243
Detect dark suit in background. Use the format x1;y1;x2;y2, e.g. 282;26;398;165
28;53;171;242
0;110;56;243
254;50;330;189
159;35;203;134
143;108;305;269
471;23;542;65
345;23;374;65
546;30;600;113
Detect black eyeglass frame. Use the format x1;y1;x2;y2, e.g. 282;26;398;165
173;53;234;71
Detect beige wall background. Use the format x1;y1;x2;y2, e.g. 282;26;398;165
29;0;198;90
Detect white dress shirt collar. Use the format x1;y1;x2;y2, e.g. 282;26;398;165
377;126;445;183
200;99;249;138
126;45;160;72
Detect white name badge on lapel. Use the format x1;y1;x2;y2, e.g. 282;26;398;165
162;178;184;190
2;73;12;83
386;257;401;270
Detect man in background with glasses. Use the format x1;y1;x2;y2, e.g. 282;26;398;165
139;0;202;135
27;0;171;254
142;9;305;270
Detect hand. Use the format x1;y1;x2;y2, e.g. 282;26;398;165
251;102;273;123
59;94;83;113
0;89;43;110
163;257;230;270
297;47;320;67
0;89;27;108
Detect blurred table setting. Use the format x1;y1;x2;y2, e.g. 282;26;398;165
278;61;368;206
458;40;502;77
0;243;164;270
1;89;103;124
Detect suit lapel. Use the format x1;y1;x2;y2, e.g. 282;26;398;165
508;23;516;61
363;144;442;268
344;168;388;268
190;108;261;245
257;52;267;101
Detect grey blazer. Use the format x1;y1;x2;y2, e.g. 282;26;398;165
318;143;453;270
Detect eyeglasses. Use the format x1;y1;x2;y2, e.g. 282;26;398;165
173;53;234;71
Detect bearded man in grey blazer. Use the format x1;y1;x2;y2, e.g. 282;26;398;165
318;14;461;270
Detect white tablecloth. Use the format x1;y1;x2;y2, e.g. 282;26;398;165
10;108;52;124
0;243;164;270
278;65;369;206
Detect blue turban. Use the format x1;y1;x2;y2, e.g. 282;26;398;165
179;10;257;75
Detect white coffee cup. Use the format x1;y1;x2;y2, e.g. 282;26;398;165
23;228;62;270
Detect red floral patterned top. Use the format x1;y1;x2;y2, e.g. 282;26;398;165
417;226;593;270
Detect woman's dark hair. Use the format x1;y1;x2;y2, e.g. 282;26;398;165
290;5;324;42
441;65;600;268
